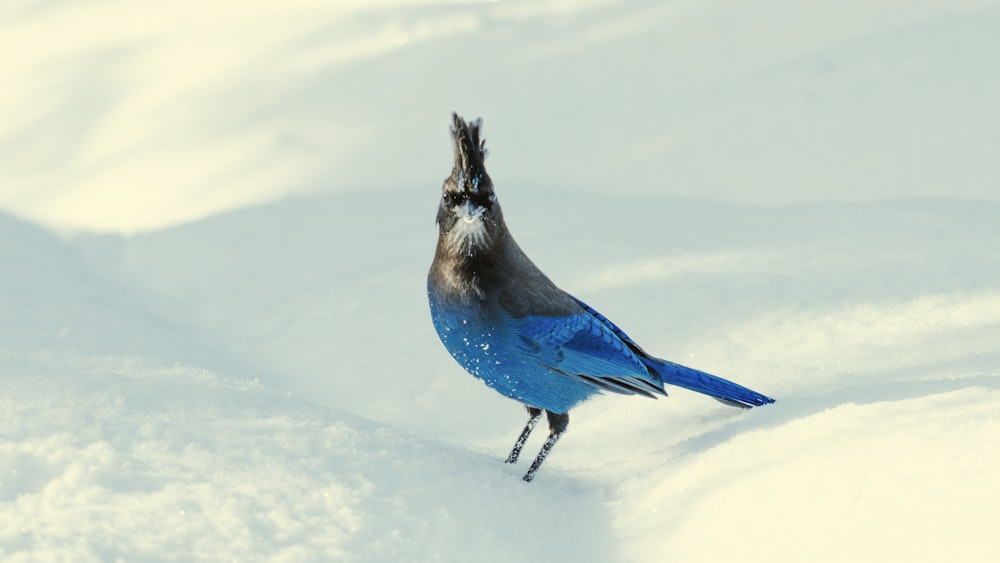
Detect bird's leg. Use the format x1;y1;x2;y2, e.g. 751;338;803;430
505;406;542;464
522;411;569;483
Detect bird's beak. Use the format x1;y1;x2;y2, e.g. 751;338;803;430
457;199;483;223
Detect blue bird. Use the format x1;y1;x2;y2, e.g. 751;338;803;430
428;114;775;482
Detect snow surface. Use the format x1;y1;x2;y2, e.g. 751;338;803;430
3;0;1000;561
5;191;1000;561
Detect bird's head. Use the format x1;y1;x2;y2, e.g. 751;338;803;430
436;113;505;257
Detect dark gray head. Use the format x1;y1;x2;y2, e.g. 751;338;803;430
436;113;506;257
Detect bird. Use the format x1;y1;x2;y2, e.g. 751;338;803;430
427;113;775;482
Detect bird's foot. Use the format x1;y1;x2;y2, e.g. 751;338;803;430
505;407;542;464
521;411;568;482
522;431;563;482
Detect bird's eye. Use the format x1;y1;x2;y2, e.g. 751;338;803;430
488;193;497;203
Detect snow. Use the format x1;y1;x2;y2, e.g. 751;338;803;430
3;0;1000;561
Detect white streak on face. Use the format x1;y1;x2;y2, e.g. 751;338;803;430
446;200;489;255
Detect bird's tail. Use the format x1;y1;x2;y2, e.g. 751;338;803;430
649;359;775;408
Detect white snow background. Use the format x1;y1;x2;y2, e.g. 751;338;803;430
2;0;1000;561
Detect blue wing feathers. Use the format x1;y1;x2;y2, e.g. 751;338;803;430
571;295;775;408
517;314;652;381
570;296;648;355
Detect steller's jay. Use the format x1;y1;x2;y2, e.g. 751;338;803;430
428;114;774;482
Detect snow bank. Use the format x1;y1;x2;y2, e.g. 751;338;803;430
9;189;983;560
2;211;615;561
3;0;1000;559
5;182;1000;560
1;353;625;562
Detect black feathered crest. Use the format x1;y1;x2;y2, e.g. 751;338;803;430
450;113;491;194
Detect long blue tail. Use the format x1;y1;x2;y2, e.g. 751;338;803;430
650;359;775;408
569;296;775;408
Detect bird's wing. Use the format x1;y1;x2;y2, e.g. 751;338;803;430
572;296;774;408
516;312;667;398
568;296;653;355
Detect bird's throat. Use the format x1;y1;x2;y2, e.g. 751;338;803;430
446;213;490;257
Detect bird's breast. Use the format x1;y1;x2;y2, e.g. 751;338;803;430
429;292;508;375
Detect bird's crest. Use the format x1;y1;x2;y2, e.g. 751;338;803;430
451;113;490;194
